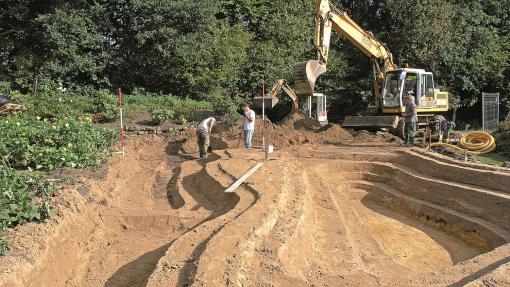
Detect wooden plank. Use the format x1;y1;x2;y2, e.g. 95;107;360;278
224;162;264;193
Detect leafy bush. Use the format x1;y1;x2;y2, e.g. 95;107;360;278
1;161;54;255
0;114;117;171
90;90;119;122
495;131;510;156
150;109;175;124
0;162;53;227
178;114;188;125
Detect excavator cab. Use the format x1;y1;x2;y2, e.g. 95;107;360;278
381;69;448;114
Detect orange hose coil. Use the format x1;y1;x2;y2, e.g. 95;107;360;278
430;132;496;155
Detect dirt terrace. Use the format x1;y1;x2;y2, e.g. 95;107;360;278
1;136;510;287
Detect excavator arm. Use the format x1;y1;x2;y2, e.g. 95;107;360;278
293;0;396;103
253;80;299;113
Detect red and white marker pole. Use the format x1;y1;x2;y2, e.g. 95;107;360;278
117;88;125;156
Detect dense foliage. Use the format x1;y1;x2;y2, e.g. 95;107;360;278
0;114;117;171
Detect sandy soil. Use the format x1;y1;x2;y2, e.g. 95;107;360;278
1;116;510;287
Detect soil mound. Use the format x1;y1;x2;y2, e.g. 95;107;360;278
277;112;322;131
174;112;401;155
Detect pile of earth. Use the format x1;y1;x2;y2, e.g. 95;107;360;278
174;112;402;155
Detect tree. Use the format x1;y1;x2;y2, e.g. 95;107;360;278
221;0;316;94
101;0;252;99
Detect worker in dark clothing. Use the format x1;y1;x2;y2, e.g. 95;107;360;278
403;95;418;146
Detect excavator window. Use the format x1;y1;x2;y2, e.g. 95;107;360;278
403;74;417;94
421;74;434;95
403;73;418;104
382;72;402;108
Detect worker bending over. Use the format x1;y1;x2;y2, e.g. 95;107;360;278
196;117;216;158
403;95;418;146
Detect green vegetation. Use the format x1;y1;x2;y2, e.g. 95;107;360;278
495;122;510;158
1;161;54;255
124;93;214;123
0;114;117;171
150;109;175;125
91;90;119;122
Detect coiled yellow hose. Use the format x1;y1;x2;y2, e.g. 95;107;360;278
430;131;496;155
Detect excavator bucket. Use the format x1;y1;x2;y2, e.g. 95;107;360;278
253;96;278;109
292;60;327;96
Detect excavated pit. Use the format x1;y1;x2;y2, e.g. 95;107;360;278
148;147;510;287
1;136;510;287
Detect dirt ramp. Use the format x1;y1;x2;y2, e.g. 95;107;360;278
148;154;259;286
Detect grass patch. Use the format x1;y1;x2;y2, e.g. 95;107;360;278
476;152;509;166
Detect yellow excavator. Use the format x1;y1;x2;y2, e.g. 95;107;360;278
293;0;449;136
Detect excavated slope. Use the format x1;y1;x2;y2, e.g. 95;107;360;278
1;137;510;286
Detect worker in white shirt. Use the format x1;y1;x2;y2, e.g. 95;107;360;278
242;104;255;148
196;117;216;158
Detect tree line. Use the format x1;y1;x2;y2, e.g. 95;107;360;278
1;0;509;123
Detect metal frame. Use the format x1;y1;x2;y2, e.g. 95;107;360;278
304;93;328;124
314;93;327;123
482;92;500;132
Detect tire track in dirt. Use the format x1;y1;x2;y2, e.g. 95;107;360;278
231;161;312;286
147;157;259;287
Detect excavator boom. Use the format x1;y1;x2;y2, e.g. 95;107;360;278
293;0;395;98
